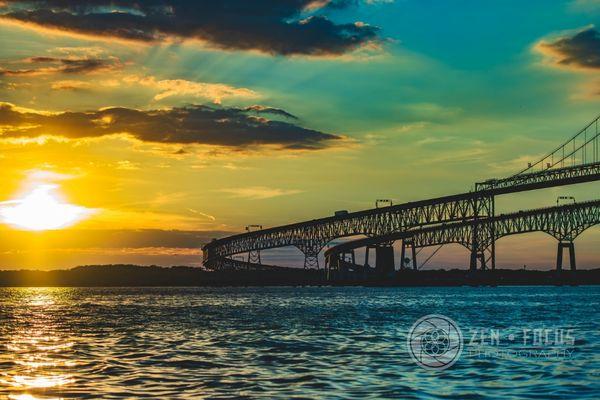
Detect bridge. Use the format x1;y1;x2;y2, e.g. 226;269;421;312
324;199;600;276
203;113;600;273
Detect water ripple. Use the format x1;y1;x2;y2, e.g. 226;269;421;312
0;286;598;398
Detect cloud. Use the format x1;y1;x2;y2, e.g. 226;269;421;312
0;228;230;250
187;208;216;221
0;102;342;150
0;55;121;76
535;27;600;71
220;186;303;199
51;79;92;91
571;76;600;99
123;75;257;104
0;0;380;56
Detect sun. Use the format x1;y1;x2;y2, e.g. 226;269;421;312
0;184;94;231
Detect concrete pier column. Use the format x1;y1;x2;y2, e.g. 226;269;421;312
569;243;577;271
400;242;406;270
557;241;576;271
375;245;395;276
469;249;487;271
469;250;478;271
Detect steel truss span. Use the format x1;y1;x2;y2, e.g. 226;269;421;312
325;200;600;271
202;114;600;270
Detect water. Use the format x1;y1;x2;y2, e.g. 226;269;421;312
0;286;598;399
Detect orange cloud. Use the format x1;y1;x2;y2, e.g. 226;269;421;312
122;75;257;104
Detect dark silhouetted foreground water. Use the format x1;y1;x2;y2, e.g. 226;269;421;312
0;286;598;399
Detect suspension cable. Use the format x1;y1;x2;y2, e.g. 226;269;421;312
511;113;600;177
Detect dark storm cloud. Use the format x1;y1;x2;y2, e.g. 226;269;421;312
539;27;600;70
0;55;119;76
0;103;341;150
0;0;380;56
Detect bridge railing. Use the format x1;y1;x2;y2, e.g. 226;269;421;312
476;161;600;191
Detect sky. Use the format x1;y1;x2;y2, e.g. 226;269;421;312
0;0;599;269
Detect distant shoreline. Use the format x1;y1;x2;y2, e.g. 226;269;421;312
0;265;598;287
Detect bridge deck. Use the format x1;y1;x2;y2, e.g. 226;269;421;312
324;199;600;259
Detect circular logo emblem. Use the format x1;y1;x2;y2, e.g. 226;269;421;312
407;314;463;370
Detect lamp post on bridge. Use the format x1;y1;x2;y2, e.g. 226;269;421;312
375;199;393;208
556;196;576;206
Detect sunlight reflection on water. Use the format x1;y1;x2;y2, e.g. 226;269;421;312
0;286;597;399
0;288;75;399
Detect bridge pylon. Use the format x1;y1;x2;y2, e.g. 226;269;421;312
556;240;576;271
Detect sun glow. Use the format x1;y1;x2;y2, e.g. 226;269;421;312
0;184;94;231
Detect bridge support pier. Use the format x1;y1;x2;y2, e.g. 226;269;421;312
342;249;356;265
490;240;496;270
304;253;319;269
208;257;225;270
247;250;261;265
556;241;576;271
375;245;395;276
400;240;417;270
469;250;486;271
364;245;375;268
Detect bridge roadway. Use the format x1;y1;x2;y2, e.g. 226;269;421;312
203;162;600;269
324;199;600;272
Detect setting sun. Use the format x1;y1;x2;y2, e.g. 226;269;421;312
0;184;93;231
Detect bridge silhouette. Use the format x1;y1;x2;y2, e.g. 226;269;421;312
324;199;600;278
203;114;600;275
